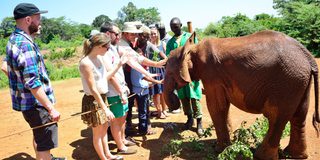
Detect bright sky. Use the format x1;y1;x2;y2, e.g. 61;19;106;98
0;0;278;29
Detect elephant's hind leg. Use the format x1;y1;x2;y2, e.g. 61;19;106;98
254;113;289;160
282;92;309;159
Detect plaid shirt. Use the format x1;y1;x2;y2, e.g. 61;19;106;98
6;27;55;111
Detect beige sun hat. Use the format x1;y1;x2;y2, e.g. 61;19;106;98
140;25;151;34
124;21;143;29
122;23;142;33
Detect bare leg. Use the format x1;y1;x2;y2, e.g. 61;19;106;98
36;150;52;160
121;114;129;144
92;123;108;160
153;94;165;118
160;93;168;116
33;137;52;160
33;138;38;158
111;117;127;150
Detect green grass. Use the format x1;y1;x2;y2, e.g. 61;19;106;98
46;61;80;81
0;71;8;88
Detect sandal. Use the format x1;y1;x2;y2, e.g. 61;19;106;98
158;113;166;119
117;147;137;155
108;155;123;160
162;111;169;117
124;139;136;146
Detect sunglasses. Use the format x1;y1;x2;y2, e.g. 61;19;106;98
109;30;120;36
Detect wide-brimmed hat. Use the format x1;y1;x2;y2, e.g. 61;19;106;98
122;24;142;33
124;21;142;29
14;3;48;20
140;25;151;34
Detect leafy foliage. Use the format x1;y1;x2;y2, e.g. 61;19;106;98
161;139;184;157
218;141;253;160
0;37;9;55
45;61;80;81
92;15;112;28
40;16;83;43
44;47;76;61
0;17;15;38
273;0;320;56
115;2;161;28
218;117;291;160
0;71;8;89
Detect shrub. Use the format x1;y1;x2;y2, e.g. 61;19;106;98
44;47;76;60
218;117;291;159
45;61;79;81
0;71;8;89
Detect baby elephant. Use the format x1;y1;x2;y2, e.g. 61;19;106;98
163;30;320;160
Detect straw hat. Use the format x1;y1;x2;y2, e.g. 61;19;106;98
122;24;142;33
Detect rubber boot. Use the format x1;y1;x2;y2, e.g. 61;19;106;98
184;114;194;130
196;118;204;136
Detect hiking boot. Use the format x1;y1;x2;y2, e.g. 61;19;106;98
184;115;194;130
196;118;204;136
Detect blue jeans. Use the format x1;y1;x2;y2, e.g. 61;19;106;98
136;94;150;133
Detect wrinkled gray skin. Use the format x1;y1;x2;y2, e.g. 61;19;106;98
163;30;320;160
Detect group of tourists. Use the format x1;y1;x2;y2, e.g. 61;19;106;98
3;3;203;160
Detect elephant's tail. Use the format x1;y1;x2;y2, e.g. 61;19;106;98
312;68;320;137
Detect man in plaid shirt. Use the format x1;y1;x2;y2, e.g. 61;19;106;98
6;3;64;160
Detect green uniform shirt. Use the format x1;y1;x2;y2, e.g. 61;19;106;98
166;32;202;99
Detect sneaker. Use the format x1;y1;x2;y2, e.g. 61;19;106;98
170;108;181;114
51;154;66;160
117;147;137;155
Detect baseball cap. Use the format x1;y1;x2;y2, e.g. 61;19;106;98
14;3;48;20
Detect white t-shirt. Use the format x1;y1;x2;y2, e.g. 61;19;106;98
104;45;126;97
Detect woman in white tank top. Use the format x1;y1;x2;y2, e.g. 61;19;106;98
79;33;127;160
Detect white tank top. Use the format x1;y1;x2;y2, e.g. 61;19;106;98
80;57;108;95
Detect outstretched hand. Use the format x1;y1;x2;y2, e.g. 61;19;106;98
157;59;167;67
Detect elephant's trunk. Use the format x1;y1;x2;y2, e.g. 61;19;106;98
163;76;181;111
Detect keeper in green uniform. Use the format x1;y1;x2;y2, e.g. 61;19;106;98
166;17;203;136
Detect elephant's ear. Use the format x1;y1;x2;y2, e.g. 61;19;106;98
179;32;196;83
180;48;192;83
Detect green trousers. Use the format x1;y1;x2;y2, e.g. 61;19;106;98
180;98;202;119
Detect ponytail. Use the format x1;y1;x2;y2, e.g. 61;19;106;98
82;39;93;56
82;33;111;56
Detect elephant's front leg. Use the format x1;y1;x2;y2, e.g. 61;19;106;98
206;90;232;152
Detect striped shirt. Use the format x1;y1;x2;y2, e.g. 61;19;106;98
6;27;55;111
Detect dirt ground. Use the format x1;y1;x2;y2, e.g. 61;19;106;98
1;74;320;159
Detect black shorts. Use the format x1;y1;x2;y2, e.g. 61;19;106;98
22;106;58;151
